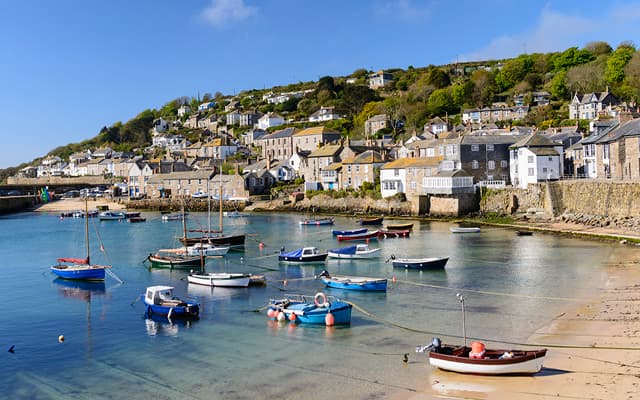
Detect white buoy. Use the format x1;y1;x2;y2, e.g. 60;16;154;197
58;335;65;343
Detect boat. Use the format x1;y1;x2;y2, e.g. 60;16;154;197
417;337;547;375
267;293;352;325
142;286;200;319
336;230;380;242
516;230;533;236
51;199;111;281
148;205;203;269
331;227;368;236
377;229;411;238
124;211;141;218
278;246;328;263
388;255;449;269
162;212;186;221
98;211;126;220
128;216;146;223
384;223;413;231
327;243;381;259
184;242;230;256
223;210;242;217
317;270;387;291
299;217;335;226
187;272;251;287
450;226;481;233
358;216;384;225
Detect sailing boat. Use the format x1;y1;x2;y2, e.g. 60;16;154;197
179;167;246;249
147;201;202;269
51;199;111;281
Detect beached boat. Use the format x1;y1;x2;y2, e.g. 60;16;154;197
317;270;387;291
267;293;352;325
278;246;328;263
516;230;533;236
142;286;200;319
299;217;335;226
187;272;251;287
384;223;414;231
51;199;111;281
358;216;384;225
327;243;381;259
417;337;547;375
388;255;449;269
336;230;380;242
98;211;126;220
331;227;368;236
377;229;411;238
450;226;481;233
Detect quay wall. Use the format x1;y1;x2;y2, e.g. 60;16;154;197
0;196;39;214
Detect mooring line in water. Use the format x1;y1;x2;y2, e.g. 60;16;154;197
346;300;640;352
393;279;589;302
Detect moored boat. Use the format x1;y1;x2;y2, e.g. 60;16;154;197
384;223;413;231
187;272;251;287
299;217;335;226
267;293;352;325
317;270;387;291
278;247;328;263
358;216;384;225
142;286;200;319
331;227;368;236
388;255;448;269
417;337;547;375
336;230;380;242
327;243;381;259
450;226;481;233
185;242;230;256
147;250;202;269
98;211;126;220
377;229;411;238
516;230;533;236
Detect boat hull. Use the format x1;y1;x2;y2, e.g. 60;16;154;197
392;257;448;269
147;254;202;269
332;228;367;236
327;245;381;259
50;265;106;281
321;276;387;291
144;301;200;319
300;217;335;226
179;234;246;248
278;254;328;263
337;231;379;242
385;223;413;231
450;227;481;233
359;217;383;225
428;346;547;375
269;297;352;325
187;273;250;287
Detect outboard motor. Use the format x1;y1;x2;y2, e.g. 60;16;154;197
416;337;442;354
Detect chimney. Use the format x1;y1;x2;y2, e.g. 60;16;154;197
618;111;634;124
266;157;271;170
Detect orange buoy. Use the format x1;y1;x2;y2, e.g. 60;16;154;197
392;275;397;283
469;341;486;358
288;312;297;322
267;309;276;318
325;311;335;326
259;242;264;249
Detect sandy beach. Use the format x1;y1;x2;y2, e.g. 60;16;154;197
34;198;640;399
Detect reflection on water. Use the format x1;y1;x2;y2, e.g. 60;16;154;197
144;316;195;337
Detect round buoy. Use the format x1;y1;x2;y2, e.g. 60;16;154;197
288;312;297;322
259;242;264;249
325;312;335;326
58;335;65;343
392;275;397;283
283;280;287;287
267;308;276;318
277;311;286;322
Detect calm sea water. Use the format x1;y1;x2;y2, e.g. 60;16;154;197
0;210;620;399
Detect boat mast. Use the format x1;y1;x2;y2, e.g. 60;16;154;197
85;197;90;264
456;293;467;346
218;161;223;234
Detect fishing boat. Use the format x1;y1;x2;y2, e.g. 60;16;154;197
278;246;328;263
336;230;379;242
299;217;335;226
267;292;352;325
417;337;547;375
327;243;381;259
384;222;413;231
142;286;200;319
377;229;411;238
128;216;146;223
51;199;111;281
387;255;449;269
331;227;368;236
124;211;141;218
450;226;481;233
98;211;126;220
516;230;533;236
317;270;387;291
358;216;384;225
187;271;251;287
148;205;203;269
184;242;230;256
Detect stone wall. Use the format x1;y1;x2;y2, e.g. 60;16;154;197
8;176;113;185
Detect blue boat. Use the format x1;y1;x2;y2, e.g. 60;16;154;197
317;270;387;291
331;227;368;236
278;246;328;263
142;286;200;319
267;293;352;325
327;243;381;259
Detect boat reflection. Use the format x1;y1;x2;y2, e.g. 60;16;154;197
144;314;196;337
53;278;106;300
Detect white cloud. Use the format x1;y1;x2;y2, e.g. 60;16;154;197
200;0;257;28
374;0;432;22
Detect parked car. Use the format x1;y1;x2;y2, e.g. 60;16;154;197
61;190;80;198
191;191;208;198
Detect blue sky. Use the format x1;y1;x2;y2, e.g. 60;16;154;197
1;0;640;169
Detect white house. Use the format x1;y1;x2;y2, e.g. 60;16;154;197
257;112;285;130
379;159;407;198
198;101;216;111
510;133;563;188
152;118;169;135
128;161;154;197
178;105;191;117
308;106;341;122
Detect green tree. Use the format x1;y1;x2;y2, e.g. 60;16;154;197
470;69;497;106
451;81;473;108
566;61;606;94
339;85;379;118
427;88;455;116
495;55;533;91
425;67;451;89
551;47;595;71
549;71;569;99
605;44;636;84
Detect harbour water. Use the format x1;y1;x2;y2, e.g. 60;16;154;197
0;211;621;399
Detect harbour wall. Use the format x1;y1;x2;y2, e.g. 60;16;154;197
0;196;39;214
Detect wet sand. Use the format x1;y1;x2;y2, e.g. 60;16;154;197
34;198;126;212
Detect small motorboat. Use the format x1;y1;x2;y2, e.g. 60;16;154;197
299;217;335;226
128;216;146;223
387;255;448;269
327;243;381;259
384;223;413;231
358;216;384;225
142;286;200;319
162;212;188;221
278;247;328;263
267;292;352;325
336;230;380;242
417;337;547;375
98;211;126;221
184;242;230;257
187;272;251;287
331;227;368;236
516;230;533;236
377;229;411;238
317;270;387;291
450;226;481;233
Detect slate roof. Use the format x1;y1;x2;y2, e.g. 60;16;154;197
341;150;385;164
381;157;443;169
307;144;342;158
259;127;298;140
294;126;341;136
511;133;559;148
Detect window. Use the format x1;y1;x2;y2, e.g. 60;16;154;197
542;167;548;174
355;165;360;173
528;168;534;176
488;160;495;170
410;181;417;190
487;144;494;152
471;144;479;152
364;165;368;173
382;181;397;190
394;169;399;176
548;157;552;161
439;146;444;155
347;165;351;173
472;160;479;169
427;148;435;156
500;160;508;168
527;156;534;163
